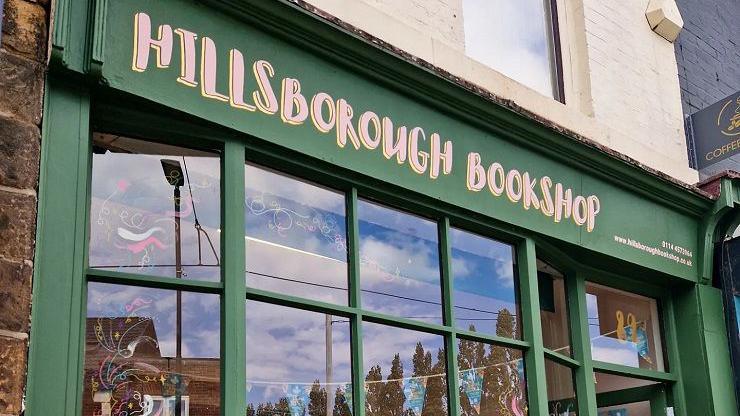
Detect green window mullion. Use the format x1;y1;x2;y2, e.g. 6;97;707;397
454;328;530;349
223;141;247;416
566;271;598;415
663;295;687;415
439;218;460;416
543;348;580;367
650;385;668;415
591;362;677;383
86;269;223;293
347;188;366;416
26;80;92;416
72;93;94;416
516;238;548;415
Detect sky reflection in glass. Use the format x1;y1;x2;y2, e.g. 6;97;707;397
245;164;348;305
462;0;556;98
83;282;220;416
358;200;442;325
245;301;353;416
450;228;519;338
89;134;221;281
362;322;447;416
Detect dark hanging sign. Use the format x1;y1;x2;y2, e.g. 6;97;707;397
690;91;740;170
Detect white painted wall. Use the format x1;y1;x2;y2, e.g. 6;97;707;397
305;0;697;183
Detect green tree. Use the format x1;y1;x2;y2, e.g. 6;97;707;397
247;403;256;416
422;347;447;416
480;308;518;416
277;397;293;416
411;342;431;377
308;380;328;416
256;402;272;416
458;325;486;416
332;386;352;416
380;354;406;416
365;364;384;416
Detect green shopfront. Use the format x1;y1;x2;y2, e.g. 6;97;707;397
26;1;740;415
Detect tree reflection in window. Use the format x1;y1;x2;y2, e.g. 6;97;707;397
457;339;527;415
245;301;353;416
362;323;448;416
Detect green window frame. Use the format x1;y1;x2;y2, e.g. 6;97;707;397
27;81;688;416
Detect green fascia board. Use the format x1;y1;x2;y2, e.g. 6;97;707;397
53;0;722;282
96;0;713;215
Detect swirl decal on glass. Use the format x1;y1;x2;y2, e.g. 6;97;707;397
89;134;221;281
245;164;349;305
82;282;220;416
245;192;345;253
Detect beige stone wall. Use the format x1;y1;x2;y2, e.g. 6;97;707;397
0;0;48;414
305;0;697;183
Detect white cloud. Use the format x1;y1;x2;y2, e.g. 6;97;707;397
462;0;555;97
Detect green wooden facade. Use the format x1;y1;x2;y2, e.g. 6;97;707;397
26;0;740;415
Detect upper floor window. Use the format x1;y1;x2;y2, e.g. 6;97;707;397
462;0;562;100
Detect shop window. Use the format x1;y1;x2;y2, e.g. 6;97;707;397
245;301;353;416
82;282;220;416
362;322;448;416
78;132;689;416
244;164;349;305
457;338;527;416
538;260;571;355
595;372;664;416
358;200;443;324
544;359;577;415
586;283;665;371
450;228;520;338
89;134;221;281
461;0;563;100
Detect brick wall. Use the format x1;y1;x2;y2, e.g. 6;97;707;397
0;0;48;414
674;0;740;115
582;0;688;164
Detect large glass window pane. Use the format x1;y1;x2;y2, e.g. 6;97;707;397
362;323;448;416
89;133;221;281
545;359;577;415
82;282;220;416
457;338;527;416
358;200;442;324
450;228;520;338
246;301;353;416
462;0;559;98
539;260;571;355
595;372;660;416
597;403;650;416
586;283;665;371
245;164;348;305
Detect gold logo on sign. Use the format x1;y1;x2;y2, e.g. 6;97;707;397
718;95;740;136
